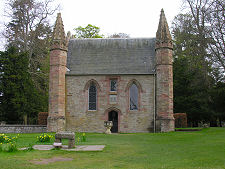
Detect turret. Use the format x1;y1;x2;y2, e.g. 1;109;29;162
47;13;68;132
155;9;174;132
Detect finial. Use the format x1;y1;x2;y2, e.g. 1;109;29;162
155;9;172;49
51;13;67;50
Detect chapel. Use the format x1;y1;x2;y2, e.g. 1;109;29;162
47;9;175;133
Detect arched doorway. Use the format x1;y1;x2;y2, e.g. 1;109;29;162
108;111;118;133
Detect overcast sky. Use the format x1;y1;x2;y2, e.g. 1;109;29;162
0;0;183;50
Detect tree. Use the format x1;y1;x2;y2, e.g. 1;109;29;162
183;0;225;76
2;0;59;119
73;24;103;38
0;47;44;124
0;0;58;123
172;0;225;126
109;33;130;38
172;13;213;126
210;82;225;126
4;0;57;66
206;0;225;74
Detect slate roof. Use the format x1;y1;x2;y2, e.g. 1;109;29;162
66;38;156;75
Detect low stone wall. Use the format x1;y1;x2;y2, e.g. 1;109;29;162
0;125;47;133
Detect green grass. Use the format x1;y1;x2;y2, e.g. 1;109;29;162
0;128;225;169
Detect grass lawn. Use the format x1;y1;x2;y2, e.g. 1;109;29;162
0;127;225;169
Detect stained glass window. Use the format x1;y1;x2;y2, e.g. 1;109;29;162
110;79;117;91
130;83;138;110
89;82;97;110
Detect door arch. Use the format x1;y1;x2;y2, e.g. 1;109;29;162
108;111;118;133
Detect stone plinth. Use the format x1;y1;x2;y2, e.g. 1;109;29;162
55;131;75;149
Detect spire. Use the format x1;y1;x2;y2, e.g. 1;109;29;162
155;9;172;49
51;13;67;51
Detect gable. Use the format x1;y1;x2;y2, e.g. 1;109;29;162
66;38;156;75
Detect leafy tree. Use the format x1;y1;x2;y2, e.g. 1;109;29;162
172;14;213;126
73;24;103;38
172;0;225;126
2;0;58;120
183;0;225;76
209;82;225;126
4;0;57;70
206;0;225;74
109;33;130;38
0;47;44;124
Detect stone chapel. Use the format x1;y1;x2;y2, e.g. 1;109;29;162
47;9;175;133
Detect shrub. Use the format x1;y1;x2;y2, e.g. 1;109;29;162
75;133;87;144
37;133;53;142
174;113;187;128
0;134;5;143
0;134;18;144
82;133;86;142
0;134;18;152
4;143;18;152
0;143;2;152
26;143;34;151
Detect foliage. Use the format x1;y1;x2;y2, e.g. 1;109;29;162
2;143;18;152
183;0;225;74
26;143;34;151
0;143;18;152
81;133;86;142
172;0;225;126
73;24;103;38
0;47;44;123
209;82;225;126
172;14;213;126
0;133;18;144
109;33;130;38
37;133;53;142
1;0;58;123
0;133;18;152
75;133;87;144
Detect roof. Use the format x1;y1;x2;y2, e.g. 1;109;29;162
66;38;156;75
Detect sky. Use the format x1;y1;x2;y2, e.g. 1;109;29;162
0;0;183;50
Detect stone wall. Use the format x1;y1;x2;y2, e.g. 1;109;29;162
0;125;47;133
65;74;155;133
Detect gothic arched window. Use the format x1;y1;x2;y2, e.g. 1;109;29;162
89;82;97;110
130;83;138;110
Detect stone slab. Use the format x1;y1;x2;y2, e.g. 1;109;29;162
33;145;54;150
21;145;105;151
65;145;105;151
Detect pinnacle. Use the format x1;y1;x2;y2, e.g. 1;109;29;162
156;9;172;43
52;13;67;49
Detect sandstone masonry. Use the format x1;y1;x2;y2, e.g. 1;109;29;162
47;13;68;132
47;9;175;133
66;75;155;133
